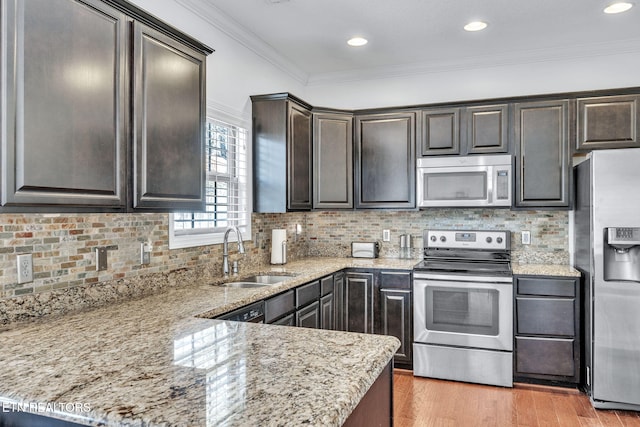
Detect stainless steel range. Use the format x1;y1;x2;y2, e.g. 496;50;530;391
413;229;513;387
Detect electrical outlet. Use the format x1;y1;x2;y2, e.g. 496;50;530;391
382;229;391;242
96;247;108;271
140;242;151;265
522;231;531;245
16;253;33;284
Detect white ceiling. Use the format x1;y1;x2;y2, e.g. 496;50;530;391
179;0;640;85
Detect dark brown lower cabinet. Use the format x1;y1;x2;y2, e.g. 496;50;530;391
378;270;413;370
514;275;580;385
296;301;320;329
344;271;376;334
320;293;334;330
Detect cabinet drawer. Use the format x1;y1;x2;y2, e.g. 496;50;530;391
265;290;295;323
516;277;576;297
379;271;411;289
516;336;575;377
516;297;575;336
321;275;334;296
296;280;320;308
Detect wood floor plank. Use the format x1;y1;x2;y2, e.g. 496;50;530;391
394;373;640;427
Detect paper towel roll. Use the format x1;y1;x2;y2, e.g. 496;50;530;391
271;229;287;264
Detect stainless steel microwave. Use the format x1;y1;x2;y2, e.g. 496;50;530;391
416;154;512;208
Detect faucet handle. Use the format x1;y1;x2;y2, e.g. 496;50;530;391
232;260;239;275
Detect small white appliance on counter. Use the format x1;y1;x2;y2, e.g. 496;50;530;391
271;229;287;264
416;154;512;208
574;148;640;411
413;229;513;387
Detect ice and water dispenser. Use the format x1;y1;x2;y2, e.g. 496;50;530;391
604;227;640;283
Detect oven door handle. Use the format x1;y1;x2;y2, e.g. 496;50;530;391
413;272;513;284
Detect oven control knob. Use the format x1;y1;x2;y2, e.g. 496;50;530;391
497;237;503;244
486;237;492;243
430;235;437;242
440;236;446;242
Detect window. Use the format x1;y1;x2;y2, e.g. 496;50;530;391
169;118;250;249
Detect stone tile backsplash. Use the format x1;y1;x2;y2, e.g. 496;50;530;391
305;209;569;264
0;208;568;311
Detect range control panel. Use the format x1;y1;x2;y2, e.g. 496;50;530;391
424;229;510;250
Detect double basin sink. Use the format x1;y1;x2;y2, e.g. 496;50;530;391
222;274;296;288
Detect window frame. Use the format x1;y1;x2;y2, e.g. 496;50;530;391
169;109;251;250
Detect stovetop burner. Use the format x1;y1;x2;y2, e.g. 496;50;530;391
415;229;512;277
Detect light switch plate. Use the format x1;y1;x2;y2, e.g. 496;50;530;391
521;231;531;245
382;229;391;242
16;253;33;284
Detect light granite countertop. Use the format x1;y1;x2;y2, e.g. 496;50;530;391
0;257;408;426
512;263;581;278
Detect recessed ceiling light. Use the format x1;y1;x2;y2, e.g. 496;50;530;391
604;2;633;13
464;21;488;32
347;37;368;47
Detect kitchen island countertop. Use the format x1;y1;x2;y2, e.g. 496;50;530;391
0;257;406;426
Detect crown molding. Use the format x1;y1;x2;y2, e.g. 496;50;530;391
306;38;640;86
176;0;309;84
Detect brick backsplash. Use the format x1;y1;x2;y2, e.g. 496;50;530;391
0;209;568;302
305;209;569;264
0;212;307;300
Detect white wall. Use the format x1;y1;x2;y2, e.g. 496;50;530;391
304;52;640;110
127;0;306;125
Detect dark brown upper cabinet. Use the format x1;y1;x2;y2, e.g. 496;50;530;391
465;104;510;154
355;112;416;209
421;108;461;155
0;0;212;212
421;104;509;156
252;94;313;212
1;0;127;209
576;95;640;151
313;112;353;209
514;100;571;209
132;22;207;210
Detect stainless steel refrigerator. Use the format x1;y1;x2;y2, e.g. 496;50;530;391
574;148;640;410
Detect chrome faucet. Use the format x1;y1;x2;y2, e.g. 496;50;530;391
223;226;245;276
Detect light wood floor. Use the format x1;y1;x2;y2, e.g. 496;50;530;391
394;370;640;426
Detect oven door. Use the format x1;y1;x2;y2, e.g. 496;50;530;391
414;273;513;351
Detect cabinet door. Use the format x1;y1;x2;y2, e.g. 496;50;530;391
355;112;416;208
132;22;206;210
345;272;375;333
577;95;640;151
1;0;127;208
320;293;335;330
421;108;460;155
271;313;295;326
287;102;313;210
514;100;570;208
313;112;353;209
379;289;412;367
296;301;320;329
465;104;510;154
